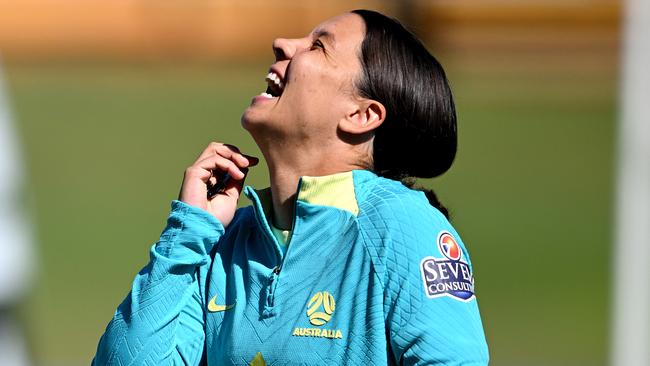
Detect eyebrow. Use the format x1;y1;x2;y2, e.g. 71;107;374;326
312;28;336;47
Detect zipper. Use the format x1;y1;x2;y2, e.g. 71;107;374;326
264;180;302;312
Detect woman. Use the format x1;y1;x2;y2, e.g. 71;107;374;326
93;9;489;365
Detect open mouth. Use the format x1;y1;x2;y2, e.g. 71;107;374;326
260;71;284;99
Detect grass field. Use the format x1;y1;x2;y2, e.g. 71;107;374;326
5;54;615;365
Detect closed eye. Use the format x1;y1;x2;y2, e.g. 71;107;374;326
310;39;325;51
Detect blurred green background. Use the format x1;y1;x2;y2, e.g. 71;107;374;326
1;1;617;365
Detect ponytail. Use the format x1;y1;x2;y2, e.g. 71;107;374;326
352;9;457;220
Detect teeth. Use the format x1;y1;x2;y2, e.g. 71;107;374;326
260;92;274;98
265;72;284;89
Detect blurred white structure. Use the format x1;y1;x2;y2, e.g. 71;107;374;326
612;0;650;365
0;56;33;366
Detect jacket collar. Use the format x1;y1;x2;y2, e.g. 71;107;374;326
243;170;377;231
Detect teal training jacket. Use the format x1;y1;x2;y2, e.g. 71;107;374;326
93;170;489;365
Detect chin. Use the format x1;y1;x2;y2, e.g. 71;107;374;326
240;107;261;132
240;109;273;136
240;111;252;131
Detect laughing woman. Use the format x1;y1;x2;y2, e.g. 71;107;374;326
93;9;488;365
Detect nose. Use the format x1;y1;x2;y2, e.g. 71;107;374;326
272;38;292;61
272;37;303;61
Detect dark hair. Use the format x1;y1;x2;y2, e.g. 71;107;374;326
352;9;457;219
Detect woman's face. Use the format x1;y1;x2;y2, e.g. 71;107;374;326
241;13;365;147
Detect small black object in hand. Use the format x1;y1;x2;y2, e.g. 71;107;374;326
207;168;248;199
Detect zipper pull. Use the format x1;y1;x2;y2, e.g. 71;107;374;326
265;265;282;310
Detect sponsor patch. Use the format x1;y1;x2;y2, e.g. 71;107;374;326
420;231;475;302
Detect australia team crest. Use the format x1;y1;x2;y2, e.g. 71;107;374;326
420;231;475;302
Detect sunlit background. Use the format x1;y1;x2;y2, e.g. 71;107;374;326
0;0;621;365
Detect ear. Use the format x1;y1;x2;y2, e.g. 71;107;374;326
339;99;386;135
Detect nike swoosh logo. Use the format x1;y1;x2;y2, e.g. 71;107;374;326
207;295;235;312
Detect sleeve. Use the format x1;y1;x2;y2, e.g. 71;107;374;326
92;200;225;366
378;193;489;365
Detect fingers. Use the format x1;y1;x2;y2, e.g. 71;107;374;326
186;154;245;185
196;142;260;169
211;155;243;179
179;142;259;224
186;143;259;196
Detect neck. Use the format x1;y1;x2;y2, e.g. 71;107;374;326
263;144;367;230
248;126;373;230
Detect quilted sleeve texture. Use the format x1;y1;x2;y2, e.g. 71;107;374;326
360;181;489;365
93;200;225;366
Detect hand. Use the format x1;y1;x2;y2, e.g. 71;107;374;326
178;142;259;227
